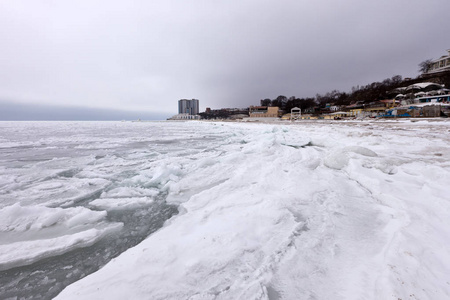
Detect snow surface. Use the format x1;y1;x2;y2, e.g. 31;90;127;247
1;120;449;299
49;119;450;300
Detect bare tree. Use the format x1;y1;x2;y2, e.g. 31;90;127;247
419;59;433;74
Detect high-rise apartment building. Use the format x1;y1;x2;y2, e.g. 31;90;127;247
178;99;199;115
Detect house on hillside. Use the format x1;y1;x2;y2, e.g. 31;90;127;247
425;49;450;74
361;101;395;117
345;102;364;117
329;105;340;112
390;82;449;105
326;111;350;119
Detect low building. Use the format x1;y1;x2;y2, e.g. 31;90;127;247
168;113;200;120
349;108;364;117
249;106;280;118
300;114;319;120
281;114;291;120
326;111;350;119
378;99;399;108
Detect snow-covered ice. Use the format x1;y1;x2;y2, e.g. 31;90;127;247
0;121;182;298
1;120;450;299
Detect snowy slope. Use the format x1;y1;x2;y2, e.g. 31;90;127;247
54;120;450;300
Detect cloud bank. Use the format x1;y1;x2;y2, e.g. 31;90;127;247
0;0;449;119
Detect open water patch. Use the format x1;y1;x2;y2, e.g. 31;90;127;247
0;201;178;300
0;121;238;299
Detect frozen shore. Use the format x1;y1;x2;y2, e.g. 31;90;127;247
52;120;450;300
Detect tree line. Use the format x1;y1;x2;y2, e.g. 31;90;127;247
259;74;406;112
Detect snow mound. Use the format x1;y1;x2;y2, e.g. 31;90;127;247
324;146;378;170
324;150;350;170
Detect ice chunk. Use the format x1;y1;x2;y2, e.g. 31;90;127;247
0;204;122;271
0;204;107;233
344;146;378;157
0;223;122;271
89;197;154;211
324;146;378;170
324;150;349;170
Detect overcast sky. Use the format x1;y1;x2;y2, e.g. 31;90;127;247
1;0;449;120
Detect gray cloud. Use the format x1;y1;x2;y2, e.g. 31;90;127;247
0;0;449;118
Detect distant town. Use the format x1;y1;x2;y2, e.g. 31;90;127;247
169;49;450;121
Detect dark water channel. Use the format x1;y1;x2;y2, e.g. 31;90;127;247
0;200;177;300
0;122;226;300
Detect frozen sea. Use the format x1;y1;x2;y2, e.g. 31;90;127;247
1;120;449;300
